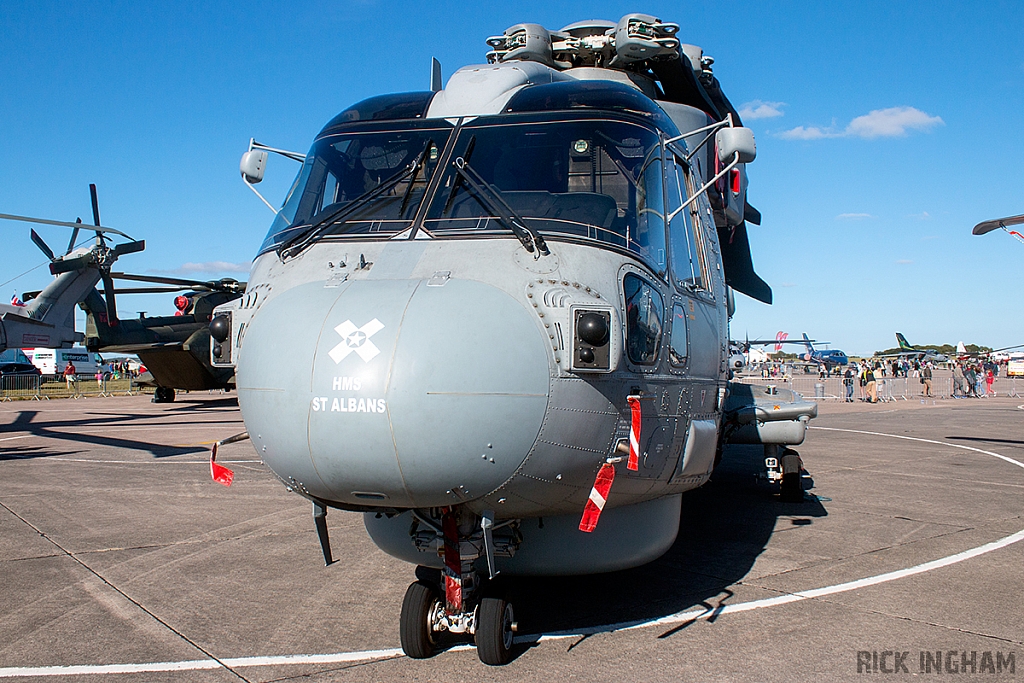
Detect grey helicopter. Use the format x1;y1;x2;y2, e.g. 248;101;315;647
209;14;817;665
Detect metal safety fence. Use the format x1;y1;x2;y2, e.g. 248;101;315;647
734;372;1023;402
0;375;141;401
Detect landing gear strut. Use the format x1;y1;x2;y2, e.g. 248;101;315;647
398;507;518;665
764;444;804;502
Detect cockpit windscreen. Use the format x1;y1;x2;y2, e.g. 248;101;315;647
259;125;450;253
424;118;667;276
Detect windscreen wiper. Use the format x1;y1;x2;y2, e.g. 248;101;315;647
278;141;433;260
449;156;550;257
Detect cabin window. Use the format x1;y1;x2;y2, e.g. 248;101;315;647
424;117;668;277
669;303;688;366
666;156;704;292
623;274;664;365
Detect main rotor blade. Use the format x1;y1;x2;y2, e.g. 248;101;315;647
109;272;239;290
0;213;135;240
101;272;119;324
49;253;93;274
973;214;1024;235
30;229;56;261
66;218;82;255
112;240;146;257
90;184;101;227
98;286;189;295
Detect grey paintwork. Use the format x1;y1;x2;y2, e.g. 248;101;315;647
0;252;99;351
222;53;809;576
365;494;682;576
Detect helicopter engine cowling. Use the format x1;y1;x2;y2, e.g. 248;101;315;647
235;277;550;509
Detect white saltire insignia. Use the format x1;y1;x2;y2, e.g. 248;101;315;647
329;319;384;364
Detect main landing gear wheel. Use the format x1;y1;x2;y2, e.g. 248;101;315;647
400;581;440;659
152;386;175;403
475;596;516;666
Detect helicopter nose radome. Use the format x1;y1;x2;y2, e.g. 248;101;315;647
236;277;550;508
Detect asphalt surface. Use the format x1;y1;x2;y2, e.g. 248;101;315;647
0;392;1021;682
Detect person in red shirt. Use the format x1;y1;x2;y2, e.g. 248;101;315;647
63;361;76;389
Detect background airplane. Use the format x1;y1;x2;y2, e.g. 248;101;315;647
741;332;847;371
885;332;949;363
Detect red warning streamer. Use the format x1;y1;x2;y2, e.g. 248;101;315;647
579;463;616;533
209;431;247;487
626;395;641;471
210;442;234;487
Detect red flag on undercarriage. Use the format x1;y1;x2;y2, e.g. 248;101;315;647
579;463;616;533
210;442;234;487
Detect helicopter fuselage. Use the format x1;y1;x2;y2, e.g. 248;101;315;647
221;64;738;576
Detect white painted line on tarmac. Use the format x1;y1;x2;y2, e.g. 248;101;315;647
0;649;406;678
1;429;1021;677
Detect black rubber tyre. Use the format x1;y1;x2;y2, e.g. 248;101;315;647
152;387;176;403
475;596;515;665
400;581;439;659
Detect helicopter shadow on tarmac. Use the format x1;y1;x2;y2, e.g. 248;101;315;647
163;396;240;412
0;409;216;459
501;444;827;649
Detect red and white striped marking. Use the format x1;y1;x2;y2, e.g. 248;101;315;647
579;463;616;532
626;395;641;471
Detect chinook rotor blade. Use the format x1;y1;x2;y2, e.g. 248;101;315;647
66;218;82;255
97;286;190;295
49;253;93;274
973;214;1024;235
0;213;135;240
110;272;242;291
30;228;56;261
101;271;118;323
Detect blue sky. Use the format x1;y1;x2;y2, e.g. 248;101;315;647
2;1;1021;355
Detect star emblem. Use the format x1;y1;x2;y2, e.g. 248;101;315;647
329;319;384;364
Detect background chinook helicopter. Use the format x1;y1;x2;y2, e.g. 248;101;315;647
2;185;244;401
209;14;816;665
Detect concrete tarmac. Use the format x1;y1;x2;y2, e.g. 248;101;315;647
0;393;1021;681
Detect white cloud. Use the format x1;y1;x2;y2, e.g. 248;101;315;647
835;213;875;220
738;100;786;120
779;106;943;141
896;259;913;265
907;211;931;220
778;125;838;140
846;107;944;138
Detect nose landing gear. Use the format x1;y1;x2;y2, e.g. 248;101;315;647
399;575;518;665
398;507;518;665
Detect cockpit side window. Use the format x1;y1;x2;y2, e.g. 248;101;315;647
623;273;664;365
666;155;705;292
686;166;721;296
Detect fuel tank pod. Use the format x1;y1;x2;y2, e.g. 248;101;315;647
236;277;551;509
